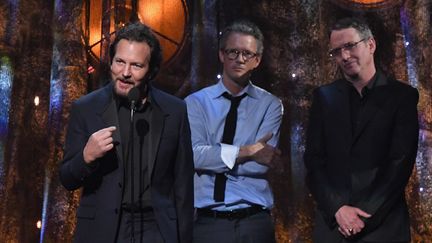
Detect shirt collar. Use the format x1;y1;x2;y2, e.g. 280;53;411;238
344;69;385;96
366;71;378;90
211;79;258;99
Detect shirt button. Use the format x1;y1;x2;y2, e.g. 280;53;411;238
118;182;122;188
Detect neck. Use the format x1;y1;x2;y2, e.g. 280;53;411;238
345;66;376;94
222;76;248;95
138;83;149;99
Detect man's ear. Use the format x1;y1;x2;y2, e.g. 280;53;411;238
218;50;225;64
368;38;376;55
253;55;262;69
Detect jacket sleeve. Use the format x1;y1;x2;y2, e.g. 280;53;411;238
59;102;100;191
174;104;194;243
304;88;348;228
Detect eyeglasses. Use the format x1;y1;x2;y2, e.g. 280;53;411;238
224;49;258;61
328;38;366;58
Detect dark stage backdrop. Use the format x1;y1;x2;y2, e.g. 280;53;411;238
0;0;430;242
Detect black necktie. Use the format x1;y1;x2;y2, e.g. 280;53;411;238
214;92;247;202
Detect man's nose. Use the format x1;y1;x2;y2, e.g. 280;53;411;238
340;48;351;60
235;54;246;63
122;64;132;77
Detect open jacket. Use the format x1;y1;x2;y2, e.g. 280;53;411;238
60;83;194;243
304;73;419;242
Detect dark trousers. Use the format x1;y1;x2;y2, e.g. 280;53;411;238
117;210;164;243
193;211;275;243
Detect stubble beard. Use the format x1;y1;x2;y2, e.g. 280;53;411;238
112;78;149;100
112;79;129;98
344;72;360;82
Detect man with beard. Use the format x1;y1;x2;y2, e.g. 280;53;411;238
60;22;194;243
304;17;419;242
185;20;283;243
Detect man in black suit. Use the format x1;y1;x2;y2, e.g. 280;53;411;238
304;17;419;242
60;22;194;243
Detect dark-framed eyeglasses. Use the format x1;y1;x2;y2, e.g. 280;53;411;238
224;49;258;61
328;38;366;58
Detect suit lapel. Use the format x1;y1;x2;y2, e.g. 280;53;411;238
333;80;353;149
101;91;124;166
148;91;166;181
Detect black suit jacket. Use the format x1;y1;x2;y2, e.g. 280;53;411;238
304;72;419;242
60;83;194;243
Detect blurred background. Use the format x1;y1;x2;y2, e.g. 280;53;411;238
0;0;430;242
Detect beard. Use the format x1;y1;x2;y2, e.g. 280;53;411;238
112;78;148;99
113;82;127;98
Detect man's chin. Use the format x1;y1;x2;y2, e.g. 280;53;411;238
342;67;359;77
113;85;130;98
230;73;250;83
344;72;360;81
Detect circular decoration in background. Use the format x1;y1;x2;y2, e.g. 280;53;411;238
83;0;188;64
137;0;189;65
330;0;404;10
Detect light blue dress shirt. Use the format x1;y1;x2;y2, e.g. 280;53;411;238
185;80;283;210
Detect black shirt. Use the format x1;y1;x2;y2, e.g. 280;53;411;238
347;72;378;135
116;95;152;211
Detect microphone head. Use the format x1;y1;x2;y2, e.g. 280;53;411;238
127;87;140;104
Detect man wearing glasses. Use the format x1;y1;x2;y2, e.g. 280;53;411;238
304;17;419;242
185;20;283;243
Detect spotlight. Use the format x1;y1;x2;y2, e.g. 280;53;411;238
34;96;40;106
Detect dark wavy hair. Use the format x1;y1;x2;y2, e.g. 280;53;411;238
109;22;162;81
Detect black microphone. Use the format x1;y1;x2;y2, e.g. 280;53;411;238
126;86;140;243
127;86;140;111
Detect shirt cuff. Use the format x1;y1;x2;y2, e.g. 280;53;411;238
220;143;239;169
